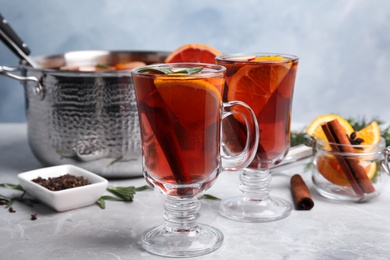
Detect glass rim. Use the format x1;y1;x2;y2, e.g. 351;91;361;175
215;53;299;63
315;137;386;155
131;62;226;77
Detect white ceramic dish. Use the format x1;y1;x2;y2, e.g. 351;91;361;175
17;164;108;212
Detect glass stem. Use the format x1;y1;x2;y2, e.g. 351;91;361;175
239;169;271;200
164;195;200;231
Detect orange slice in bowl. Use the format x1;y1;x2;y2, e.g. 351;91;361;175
317;155;377;186
165;43;221;63
355;121;381;147
154;78;222;128
306;114;355;142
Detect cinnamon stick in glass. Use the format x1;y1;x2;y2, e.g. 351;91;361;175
321;119;375;195
141;103;192;185
290;174;314;210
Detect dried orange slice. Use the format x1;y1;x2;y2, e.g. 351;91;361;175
355;121;381;146
227;56;292;118
154;78;222;128
165;43;221;63
306;114;354;142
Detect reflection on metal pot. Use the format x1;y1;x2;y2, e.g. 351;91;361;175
1;50;168;178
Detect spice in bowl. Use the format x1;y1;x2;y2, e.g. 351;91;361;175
32;174;91;191
17;165;108;212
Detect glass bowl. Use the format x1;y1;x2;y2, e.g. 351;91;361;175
18;164;108;211
311;138;387;202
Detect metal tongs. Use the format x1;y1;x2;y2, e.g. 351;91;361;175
0;13;39;68
270;144;314;173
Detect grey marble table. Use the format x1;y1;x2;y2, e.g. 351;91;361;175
0;124;389;260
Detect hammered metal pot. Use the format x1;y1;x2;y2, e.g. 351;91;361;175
0;50;168;178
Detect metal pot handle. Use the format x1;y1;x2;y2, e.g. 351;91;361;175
0;65;44;99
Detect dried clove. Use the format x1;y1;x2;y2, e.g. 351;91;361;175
348;132;364;149
31;213;37;220
32;174;91;191
0;198;9;205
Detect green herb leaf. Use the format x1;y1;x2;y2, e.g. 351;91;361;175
0;183;24;191
198;194;221;200
107;156;123;167
107;186;136;201
138;67;174;74
382;125;390;147
172;67;203;74
138;66;203;75
96;198;106;209
135;185;153;192
1;184;39;209
96;185;152;209
99;195;125;201
16;197;38;207
6;198;15;208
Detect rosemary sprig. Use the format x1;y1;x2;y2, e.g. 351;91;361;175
198;194;221;200
0;183;39;208
96;185;152;209
382;125;390;147
290;131;309;147
107;156;123;167
0;182;152;210
0;183;24;191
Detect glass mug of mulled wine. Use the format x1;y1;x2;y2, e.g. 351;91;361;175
216;53;298;222
311;137;389;202
131;63;259;258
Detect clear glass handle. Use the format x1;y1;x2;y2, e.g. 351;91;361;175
221;100;259;171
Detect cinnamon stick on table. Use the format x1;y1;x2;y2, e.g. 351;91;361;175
321;119;375;196
290;174;314;210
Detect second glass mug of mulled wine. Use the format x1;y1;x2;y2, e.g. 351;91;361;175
131;63;259;257
216;53;299;222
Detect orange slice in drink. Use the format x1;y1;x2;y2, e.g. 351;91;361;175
227;56;292;119
251;56;288;62
165;43;222;63
154;78;222;128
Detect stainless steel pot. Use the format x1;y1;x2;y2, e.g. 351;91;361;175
0;50;168;178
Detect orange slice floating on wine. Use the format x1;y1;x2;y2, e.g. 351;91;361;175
226;55;292;122
154;78;222;128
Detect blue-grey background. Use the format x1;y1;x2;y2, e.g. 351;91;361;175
0;0;389;124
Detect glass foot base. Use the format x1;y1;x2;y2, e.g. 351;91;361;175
141;223;223;257
219;196;292;223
